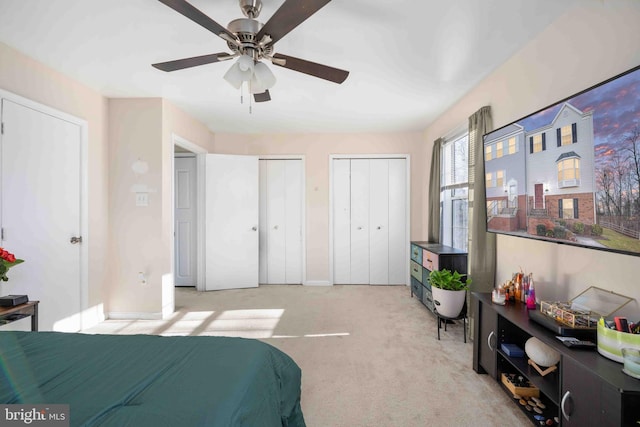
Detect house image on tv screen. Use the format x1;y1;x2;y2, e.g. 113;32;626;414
485;102;597;242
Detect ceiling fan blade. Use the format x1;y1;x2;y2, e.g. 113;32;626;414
152;53;233;72
158;0;237;43
254;91;271;103
256;0;332;46
272;53;349;84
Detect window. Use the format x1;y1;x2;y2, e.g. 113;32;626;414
559;198;579;219
440;133;469;251
530;134;546;153
496;141;504;159
486;172;493;188
486;138;516;160
557;123;577;146
485;145;492;161
485;170;504;188
560;125;573;146
496;170;504;188
557;158;580;187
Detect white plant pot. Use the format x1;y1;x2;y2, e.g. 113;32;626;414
432;287;466;318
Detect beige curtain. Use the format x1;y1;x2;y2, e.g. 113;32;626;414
427;138;443;243
467;106;496;293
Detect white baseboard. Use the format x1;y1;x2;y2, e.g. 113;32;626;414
304;280;333;286
107;312;163;320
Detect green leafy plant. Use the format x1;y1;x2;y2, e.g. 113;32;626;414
536;224;547;236
0;248;24;281
573;222;585;234
429;269;470;291
591;224;603;236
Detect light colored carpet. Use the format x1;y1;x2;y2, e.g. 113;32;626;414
83;285;530;426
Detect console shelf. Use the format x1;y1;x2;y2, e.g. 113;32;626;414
473;292;640;426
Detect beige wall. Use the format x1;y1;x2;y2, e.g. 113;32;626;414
0;41;109;314
0;41;215;320
108;99;215;317
214;132;426;282
423;1;640;316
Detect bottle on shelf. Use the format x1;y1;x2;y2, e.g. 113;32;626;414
526;274;536;310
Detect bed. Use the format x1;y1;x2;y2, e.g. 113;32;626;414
0;331;306;427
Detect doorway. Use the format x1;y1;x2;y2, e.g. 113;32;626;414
174;151;197;287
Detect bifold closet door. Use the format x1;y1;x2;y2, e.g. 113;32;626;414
368;158;406;285
350;159;370;284
333;160;351;284
369;159;389;285
387;159;406;284
259;159;302;284
333;157;406;285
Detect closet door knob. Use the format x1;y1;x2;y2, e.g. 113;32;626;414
377;226;381;230
273;225;279;230
251;226;257;231
357;226;362;230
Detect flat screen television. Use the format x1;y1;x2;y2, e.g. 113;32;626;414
483;64;640;257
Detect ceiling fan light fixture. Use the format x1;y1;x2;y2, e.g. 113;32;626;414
253;61;276;90
237;54;254;72
249;74;266;94
223;60;253;89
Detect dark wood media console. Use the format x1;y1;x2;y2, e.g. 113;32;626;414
472;292;640;426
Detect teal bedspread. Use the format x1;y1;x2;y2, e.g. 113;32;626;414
0;331;305;427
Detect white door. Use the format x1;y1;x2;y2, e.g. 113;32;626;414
332;157;407;285
1;99;82;331
332;159;351;284
258;159;303;284
388;159;407;284
174;156;197;287
205;154;259;290
266;160;286;283
369;159;389;285
350;159;370;284
283;160;302;284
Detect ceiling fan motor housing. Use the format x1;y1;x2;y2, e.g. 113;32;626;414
227;18;273;59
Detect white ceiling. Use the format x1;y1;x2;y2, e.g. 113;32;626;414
0;0;578;134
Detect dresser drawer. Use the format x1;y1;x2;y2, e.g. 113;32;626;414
410;244;423;264
422;268;431;289
422;250;439;271
410;277;423;300
410;260;423;282
422;287;434;312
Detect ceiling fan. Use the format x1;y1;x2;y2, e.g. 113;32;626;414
152;0;350;102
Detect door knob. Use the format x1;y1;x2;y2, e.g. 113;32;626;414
251;226;257;231
273;225;279;230
377;226;381;230
357;226;362;230
70;236;82;244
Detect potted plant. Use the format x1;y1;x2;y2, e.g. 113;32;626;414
429;269;471;318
